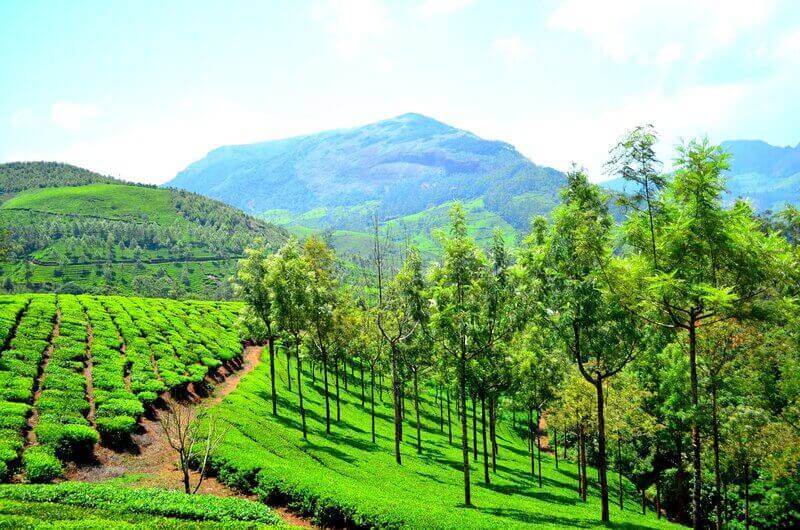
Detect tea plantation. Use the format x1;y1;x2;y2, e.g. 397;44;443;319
204;353;681;529
0;293;243;482
0;482;284;528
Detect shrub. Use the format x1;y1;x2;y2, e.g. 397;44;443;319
96;398;143;419
96;415;136;445
34;422;98;458
23;447;63;483
0;460;8;482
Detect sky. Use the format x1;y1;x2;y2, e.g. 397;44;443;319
2;0;800;184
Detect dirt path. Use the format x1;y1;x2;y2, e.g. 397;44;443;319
84;320;96;427
69;344;317;529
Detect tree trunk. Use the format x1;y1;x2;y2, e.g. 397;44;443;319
343;356;348;391
311;360;316;385
360;358;365;407
689;321;702;530
268;338;277;415
554;428;559;469
438;385;444;432
481;393;489;485
712;382;722;530
536;409;543;488
529;409;535;476
414;370;421;454
489;396;497;472
181;455;191;494
286;346;292;392
642;488;647;515
579;423;588;502
296;342;307;439
576;424;582;497
617;437;624;510
459;346;471;506
391;345;402;465
335;357;341;422
370;364;376;443
656;472;662;519
379;372;384;401
472;395;478;461
447;388;453;444
596;378;610;522
744;460;750;530
322;349;331;434
563;427;568;460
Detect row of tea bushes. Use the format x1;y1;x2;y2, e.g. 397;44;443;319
31;296;97;465
0;296;55;479
79;297;143;444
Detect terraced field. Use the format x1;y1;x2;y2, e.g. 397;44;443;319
0;293;243;482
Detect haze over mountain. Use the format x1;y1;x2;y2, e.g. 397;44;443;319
604;139;800;212
167;113;566;231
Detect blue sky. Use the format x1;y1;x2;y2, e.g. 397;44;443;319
2;0;800;183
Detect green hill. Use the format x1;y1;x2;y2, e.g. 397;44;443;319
0;161;117;201
0;164;287;298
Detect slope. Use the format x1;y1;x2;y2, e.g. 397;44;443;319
0;169;287;297
205;354;680;529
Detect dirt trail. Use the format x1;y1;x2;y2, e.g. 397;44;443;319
70;344;317;529
84;320;96;426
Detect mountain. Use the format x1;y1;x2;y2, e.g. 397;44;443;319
0;162;287;298
167;113;566;237
603;139;800;211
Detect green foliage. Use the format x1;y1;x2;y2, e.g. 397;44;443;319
22;446;63;483
0;482;281;526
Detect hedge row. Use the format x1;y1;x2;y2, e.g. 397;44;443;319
0;295;56;477
79;297;143;445
32;296;97;462
0;482;282;525
101;297;164;404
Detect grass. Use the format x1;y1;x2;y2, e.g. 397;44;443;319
0;482;284;528
206;352;681;529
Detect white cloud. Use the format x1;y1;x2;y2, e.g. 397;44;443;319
313;0;390;60
772;28;800;62
51;102;101;131
494;81;754;180
10;109;35;129
493;36;531;63
656;42;683;66
8;96;291;184
549;0;776;64
416;0;473;18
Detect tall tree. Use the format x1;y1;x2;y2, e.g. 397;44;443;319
270;237;311;438
429;203;486;506
619;138;788;529
234;241;279;416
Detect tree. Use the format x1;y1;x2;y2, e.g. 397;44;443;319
376;246;427;464
303;236;339;435
234;242;279;416
429;203;487;506
159;398;229;494
532;169;642;522
270;237;311;438
619;138;789;529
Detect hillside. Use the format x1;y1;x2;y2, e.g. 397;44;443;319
603;139;800;211
0;163;287;298
167;114;565;255
0;161;117;200
203;353;678;529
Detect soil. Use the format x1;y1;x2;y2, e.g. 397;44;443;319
66;344;318;529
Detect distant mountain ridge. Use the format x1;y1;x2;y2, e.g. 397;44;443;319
603;139;800;212
167;113;566;231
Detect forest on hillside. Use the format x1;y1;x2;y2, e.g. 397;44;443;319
230;129;800;529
